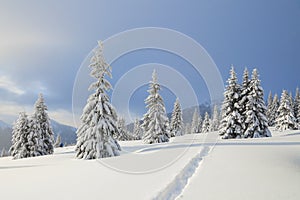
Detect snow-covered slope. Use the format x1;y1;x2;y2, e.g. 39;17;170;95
178;129;300;200
0;129;299;200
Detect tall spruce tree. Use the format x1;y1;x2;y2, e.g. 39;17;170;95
191;108;200;134
266;91;273;125
33;93;54;155
201;112;211;133
185;123;191;135
75;41;121;159
9;112;31;159
198;113;203;133
219;67;243;139
141;70;170;144
267;91;273;107
268;94;279;126
133;119;143;140
210;105;219;131
294;87;300;124
170;98;183;137
27;116;44;157
116;116;132;141
240;68;250;117
275;90;297;131
289;92;295;116
243;69;271;138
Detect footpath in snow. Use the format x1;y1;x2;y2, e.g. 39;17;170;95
178;129;300;200
0;133;214;200
0;129;299;200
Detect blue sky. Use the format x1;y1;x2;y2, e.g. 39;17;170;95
0;0;299;126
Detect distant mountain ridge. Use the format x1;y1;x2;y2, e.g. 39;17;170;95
50;120;77;145
0;119;77;151
0;121;12;151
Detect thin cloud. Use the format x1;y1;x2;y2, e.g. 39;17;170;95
0;75;25;95
49;109;77;127
0;101;32;124
0;100;76;127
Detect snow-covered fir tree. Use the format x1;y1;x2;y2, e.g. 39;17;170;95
76;41;121;159
201;112;211;133
191;108;200;134
240;68;251;122
210;105;219;131
170;98;183;137
133;119;143;140
10;112;42;159
268;93;279;126
288;92;295;121
293;87;300;124
141;70;170;144
198;113;203;133
266;91;273;125
219;67;243;139
184;123;191;135
27;116;45;157
33;93;54;155
116;116;132;141
9;112;25;157
54;134;62;148
289;92;294;111
275;90;297;131
243;69;271;138
266;91;273;108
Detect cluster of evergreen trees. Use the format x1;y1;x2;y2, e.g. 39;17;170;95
266;88;300;131
9;94;54;159
75;42;185;159
116;116;133;141
75;41;230;160
189;105;220;134
124;72;184;143
117;71;185;143
219;67;271;139
74;42;298;160
218;66;300;140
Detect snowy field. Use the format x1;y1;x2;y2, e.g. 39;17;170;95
0;129;299;200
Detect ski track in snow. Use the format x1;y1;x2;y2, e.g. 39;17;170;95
152;144;214;200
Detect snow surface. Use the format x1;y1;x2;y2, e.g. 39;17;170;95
178;128;300;200
0;128;299;200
